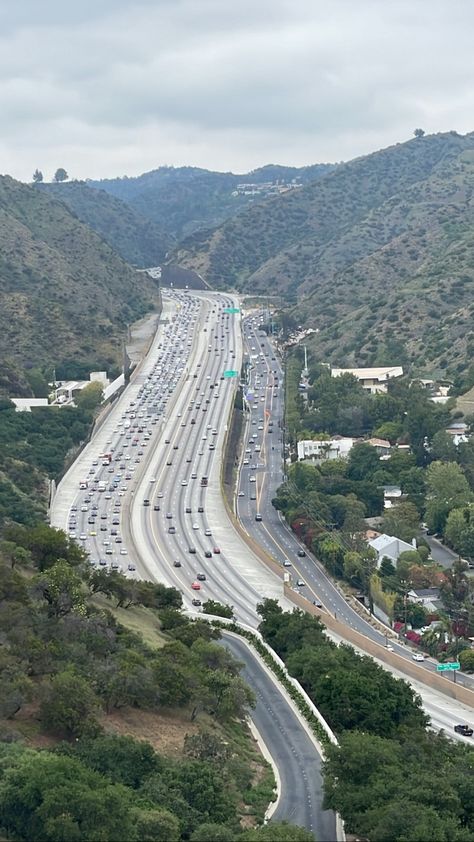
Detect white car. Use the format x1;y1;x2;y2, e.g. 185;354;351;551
120;548;128;555
412;653;425;662
181;480;188;486
192;523;199;530
204;529;212;536
149;477;156;483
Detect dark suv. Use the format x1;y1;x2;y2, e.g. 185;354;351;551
454;724;473;737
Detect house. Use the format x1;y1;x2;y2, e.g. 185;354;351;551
407;588;442;613
367;437;391;455
297;436;357;462
445;422;470;446
56;371;110;403
382;485;402;509
331;365;403;394
368;533;416;568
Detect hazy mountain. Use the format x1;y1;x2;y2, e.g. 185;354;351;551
173;131;474;377
0;175;160;387
41;181;170;267
88;163;334;240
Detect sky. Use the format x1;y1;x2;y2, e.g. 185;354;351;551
2;0;474;181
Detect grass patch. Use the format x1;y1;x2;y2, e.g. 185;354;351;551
90;595;168;649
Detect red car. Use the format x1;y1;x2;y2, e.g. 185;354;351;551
191;582;201;590
213;547;221;554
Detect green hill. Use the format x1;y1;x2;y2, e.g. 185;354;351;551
0;175;160;388
173;131;474;377
88;163;334;240
41;181;170;267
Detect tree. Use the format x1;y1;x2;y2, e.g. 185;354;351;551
414;128;425;138
40;669;100;737
458;648;474;672
72;733;159;788
34;560;86;617
53;167;69;182
74;381;104;411
347;442;380;481
32;168;43;183
383;502;420;543
202;600;234;619
0;750;135;841
190;824;234;841
133;808;180;841
425;461;472;533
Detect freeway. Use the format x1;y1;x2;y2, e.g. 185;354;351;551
223;633;337;841
51;289;329;836
235;312;474;729
52;291;285;624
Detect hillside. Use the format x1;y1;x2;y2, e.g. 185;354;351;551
173;131;474;377
0;176;160;383
89;162;334;240
41;181;170;267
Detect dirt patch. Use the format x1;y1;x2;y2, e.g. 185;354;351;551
101;707;199;757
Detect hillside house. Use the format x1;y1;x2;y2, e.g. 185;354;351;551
368;532;416;568
297;436;357;462
331;365;403;394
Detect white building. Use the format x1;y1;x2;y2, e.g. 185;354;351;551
368;533;416;568
331;365;403;394
11;398;49;412
297;436;357;462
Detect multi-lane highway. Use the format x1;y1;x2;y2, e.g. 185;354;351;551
52;291;285;625
51;289;334;836
235;311;474;734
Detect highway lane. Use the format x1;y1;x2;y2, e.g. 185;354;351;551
127;292;285;626
223;634;337;841
235;312;474;727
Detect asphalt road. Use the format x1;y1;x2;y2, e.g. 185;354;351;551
223;634;337;841
235;313;474;715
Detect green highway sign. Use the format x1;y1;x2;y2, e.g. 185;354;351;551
436;662;460;671
224;307;240;314
223;370;239;378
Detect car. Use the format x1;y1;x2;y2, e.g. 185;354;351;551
157;492;164;498
297;549;306;557
198;506;204;513
249;476;256;483
143;499;150;506
238;491;245;497
186;507;192;514
255;514;262;521
454;724;473;736
283;559;292;567
204;551;212;558
196;573;206;581
168;526;176;534
153;504;160;511
191;581;201;590
127;562;136;570
173;560;182;567
412;653;425;662
296;579;305;587
213;547;221;554
188;547;196;554
166;460;172;466
191;598;202;606
192;523;199;530
120;548;128;555
385;645;394;652
181;480;188;486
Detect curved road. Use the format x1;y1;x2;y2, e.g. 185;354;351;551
223;633;337;842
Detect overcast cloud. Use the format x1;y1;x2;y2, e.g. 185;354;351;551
1;0;474;180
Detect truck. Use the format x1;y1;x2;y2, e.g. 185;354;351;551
100;452;112;465
200;476;208;487
79;480;89;490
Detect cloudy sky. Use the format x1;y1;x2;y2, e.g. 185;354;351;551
1;0;473;181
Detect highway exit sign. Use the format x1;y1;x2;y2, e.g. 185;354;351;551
223;370;239;378
224;307;240;314
436;662;460;671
